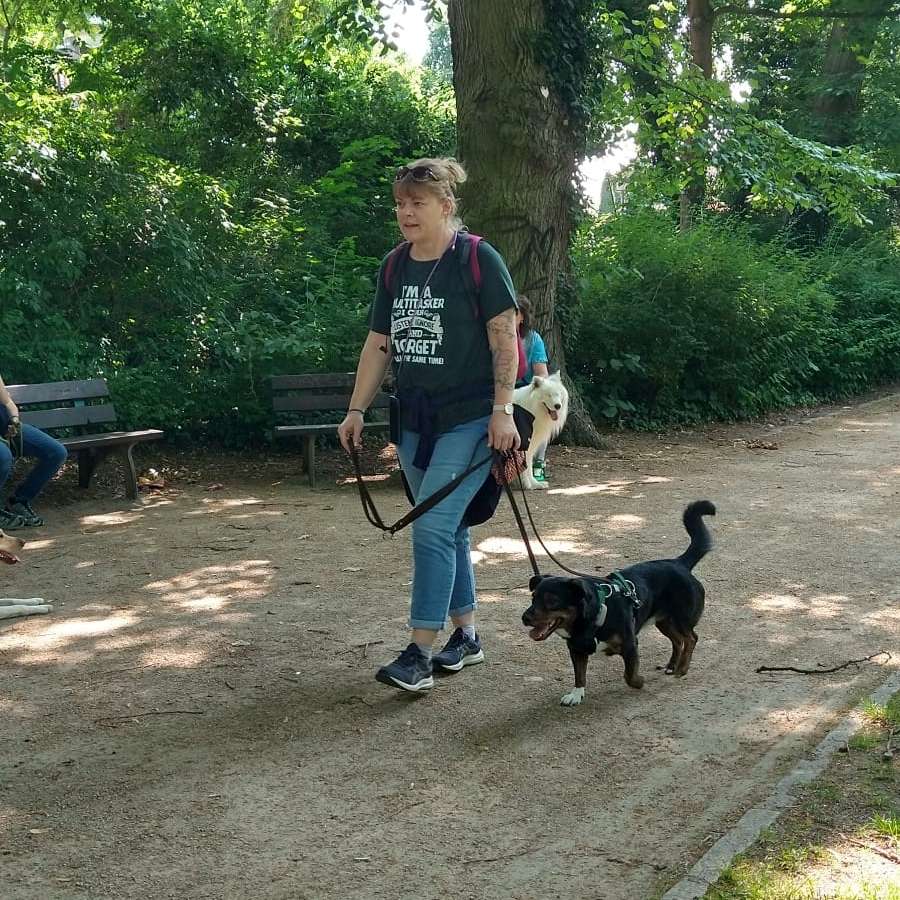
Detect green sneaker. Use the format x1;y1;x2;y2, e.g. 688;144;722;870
532;459;548;484
0;507;26;530
6;499;44;527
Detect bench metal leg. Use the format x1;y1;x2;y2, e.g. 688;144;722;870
121;444;138;500
304;436;316;489
77;449;99;489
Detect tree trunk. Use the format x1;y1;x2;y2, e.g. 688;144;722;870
811;0;893;147
679;0;714;231
448;0;603;447
795;0;892;236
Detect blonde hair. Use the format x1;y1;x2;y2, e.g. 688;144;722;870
393;157;468;230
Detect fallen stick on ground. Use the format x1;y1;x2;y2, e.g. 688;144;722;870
840;834;900;865
756;651;891;675
94;710;205;726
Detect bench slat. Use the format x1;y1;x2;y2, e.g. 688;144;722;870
271;373;358;390
60;429;165;451
269;374;393;486
22;404;118;431
8;379;110;405
273;392;390;413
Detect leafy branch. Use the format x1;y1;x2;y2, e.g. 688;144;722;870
713;2;900;21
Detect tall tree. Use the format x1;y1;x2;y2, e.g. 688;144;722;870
807;0;896;146
680;0;714;229
448;0;602;444
675;0;899;227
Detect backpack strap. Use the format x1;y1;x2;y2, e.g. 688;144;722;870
456;232;483;318
464;232;483;289
456;233;524;376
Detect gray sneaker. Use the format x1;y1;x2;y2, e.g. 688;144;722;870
375;643;434;692
7;500;43;527
0;507;26;530
433;628;485;672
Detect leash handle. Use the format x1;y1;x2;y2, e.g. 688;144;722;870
347;445;392;531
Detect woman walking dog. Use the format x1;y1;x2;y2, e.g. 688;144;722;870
338;157;520;693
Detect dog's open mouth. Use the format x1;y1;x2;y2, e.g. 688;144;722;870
528;619;562;641
543;404;559;422
0;548;20;565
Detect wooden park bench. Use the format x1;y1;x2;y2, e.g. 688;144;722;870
8;378;164;501
271;373;390;488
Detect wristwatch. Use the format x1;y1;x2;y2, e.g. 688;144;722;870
492;402;514;415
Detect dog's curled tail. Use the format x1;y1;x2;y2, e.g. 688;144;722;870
677;500;716;570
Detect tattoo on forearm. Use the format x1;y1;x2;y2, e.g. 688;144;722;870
492;351;516;391
487;312;519;391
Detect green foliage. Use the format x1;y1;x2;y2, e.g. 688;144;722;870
0;2;454;444
3;0;899;447
587;3;898;226
862;695;900;729
871;814;900;840
538;0;604;134
568;212;900;427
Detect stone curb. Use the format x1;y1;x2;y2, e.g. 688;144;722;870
661;668;900;900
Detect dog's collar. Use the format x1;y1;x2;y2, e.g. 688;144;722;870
590;582;608;627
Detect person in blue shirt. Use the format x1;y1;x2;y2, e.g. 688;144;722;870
515;295;552;484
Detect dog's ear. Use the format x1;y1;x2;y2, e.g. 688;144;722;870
531;375;544;388
529;574;546;592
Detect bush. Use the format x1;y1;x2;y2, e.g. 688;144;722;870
1;36;455;445
569;213;900;426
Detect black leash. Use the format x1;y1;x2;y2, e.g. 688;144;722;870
349;443;602;585
503;468;604;582
1;423;24;458
348;443;494;536
499;478;540;577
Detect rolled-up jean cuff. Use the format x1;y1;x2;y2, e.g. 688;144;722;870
447;601;477;618
408;617;448;631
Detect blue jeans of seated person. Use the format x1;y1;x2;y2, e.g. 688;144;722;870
395;415;492;631
0;424;68;502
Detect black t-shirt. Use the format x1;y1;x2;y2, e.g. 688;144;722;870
369;239;517;433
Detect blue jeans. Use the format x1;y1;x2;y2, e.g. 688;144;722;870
396;415;492;631
0;424;68;503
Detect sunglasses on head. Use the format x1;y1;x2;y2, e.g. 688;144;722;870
394;165;438;182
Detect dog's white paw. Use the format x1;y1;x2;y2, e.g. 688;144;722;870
560;687;585;706
520;474;540;490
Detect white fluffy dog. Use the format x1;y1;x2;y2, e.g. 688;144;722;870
513;373;569;489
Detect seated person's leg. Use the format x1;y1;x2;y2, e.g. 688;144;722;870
0;440;25;529
7;425;68;526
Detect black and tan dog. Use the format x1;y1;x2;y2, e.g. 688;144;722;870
522;500;715;706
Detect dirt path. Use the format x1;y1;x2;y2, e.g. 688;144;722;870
2;394;898;900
